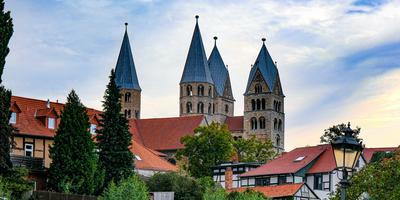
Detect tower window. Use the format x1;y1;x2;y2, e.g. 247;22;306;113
251;117;258;130
208;103;212;114
197;102;204;114
212;103;215;114
261;99;266;110
9;112;17;124
251;100;256;111
198;85;204;96
274;118;278;130
48;118;55;129
186;102;192;113
278;102;282;112
124;109;128;118
187;85;193;96
225;105;229;113
278;119;283;131
208;86;212;97
127;110;131;118
255;84;262;94
276;135;281;147
256;99;261;110
259;117;266;129
135;110;139;119
125;92;131;103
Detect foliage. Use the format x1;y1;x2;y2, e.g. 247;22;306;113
0;167;33;200
97;69;134;188
320;123;362;144
233;136;276;163
48;90;103;195
330;148;400;200
0;177;11;200
100;175;148;200
177;122;234;178
0;0;14;176
146;172;217;200
203;188;268;200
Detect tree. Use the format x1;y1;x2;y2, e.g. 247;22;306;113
320;123;362;144
47;90;102;195
100;175;149;200
203;188;268;200
177;122;234;178
330;148;400;200
233;136;276;163
97;69;134;187
0;0;14;175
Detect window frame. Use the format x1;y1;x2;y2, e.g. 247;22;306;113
24;143;34;157
9;112;17;124
90;124;97;135
48;117;56;129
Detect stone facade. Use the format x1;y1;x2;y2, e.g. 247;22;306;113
120;88;141;119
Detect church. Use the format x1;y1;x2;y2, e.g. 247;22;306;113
117;15;285;159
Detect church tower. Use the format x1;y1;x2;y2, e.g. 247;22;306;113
243;38;285;151
179;16;215;117
208;37;235;118
115;23;141;119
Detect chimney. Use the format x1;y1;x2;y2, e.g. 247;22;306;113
46;99;51;108
225;167;233;190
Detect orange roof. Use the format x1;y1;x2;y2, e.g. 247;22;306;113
231;183;303;198
308;145;336;173
241;145;327;177
131;140;178;172
129;116;205;151
226;116;244;132
363;147;399;163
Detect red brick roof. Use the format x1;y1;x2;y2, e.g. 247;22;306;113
226;116;244;132
231;183;304;198
129;116;205;151
241;145;327;177
131;140;178;172
363;147;399;163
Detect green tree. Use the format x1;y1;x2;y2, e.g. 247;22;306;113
320;123;362;143
47;90;102;195
100;175;149;200
330;148;400;200
234;136;276;163
203;188;268;200
97;69;134;187
177;122;234;178
0;0;14;175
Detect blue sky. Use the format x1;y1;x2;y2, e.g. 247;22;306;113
3;0;400;150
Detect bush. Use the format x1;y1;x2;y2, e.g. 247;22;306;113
0;178;11;200
100;175;148;200
203;189;268;200
0;167;33;200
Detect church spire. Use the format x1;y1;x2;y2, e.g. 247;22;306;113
180;15;214;84
115;22;141;91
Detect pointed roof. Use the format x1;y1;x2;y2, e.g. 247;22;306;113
180;16;214;84
115;23;141;91
208;37;231;96
245;38;279;93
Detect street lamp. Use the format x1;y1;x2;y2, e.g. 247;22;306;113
331;123;363;200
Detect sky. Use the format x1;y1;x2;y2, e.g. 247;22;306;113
3;0;400;151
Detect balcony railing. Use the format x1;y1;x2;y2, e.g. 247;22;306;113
10;155;45;171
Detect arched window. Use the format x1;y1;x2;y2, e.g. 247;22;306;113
278;102;282;112
135;111;139;119
278;119;282;131
274;118;278;130
251;117;258;130
273;100;277;111
208;103;212;114
208;86;212;97
259;117;266;129
225;105;229;113
127;110;131;118
187;85;193;96
198;85;204;96
261;98;266;110
186;102;192;113
124;109;128;118
197;102;204;114
276;135;281;147
212;103;215;114
256;99;261;110
251;99;256;111
255;84;262;94
125;92;131;103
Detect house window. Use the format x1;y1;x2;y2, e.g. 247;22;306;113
90;124;97;135
9;112;17;124
48;118;55;129
25;143;34;157
255;177;270;186
314;174;323;190
278;176;287;185
198;85;204;96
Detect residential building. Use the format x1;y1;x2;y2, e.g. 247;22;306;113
212;162;262;189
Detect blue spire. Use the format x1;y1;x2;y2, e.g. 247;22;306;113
208;36;229;96
115;23;141;91
245;38;279;93
180;16;214;84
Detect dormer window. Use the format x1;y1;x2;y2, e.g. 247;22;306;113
135;154;142;161
9;112;17;124
90;124;97;135
48;118;55;129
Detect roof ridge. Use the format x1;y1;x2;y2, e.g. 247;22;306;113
133;115;204;121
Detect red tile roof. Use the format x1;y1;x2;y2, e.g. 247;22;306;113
226;116;244;132
231;183;304;198
131;140;178;172
307;145;336;173
363;147;399;163
241;145;328;177
129;116;205;151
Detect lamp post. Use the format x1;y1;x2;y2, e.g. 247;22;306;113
331;123;363;200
